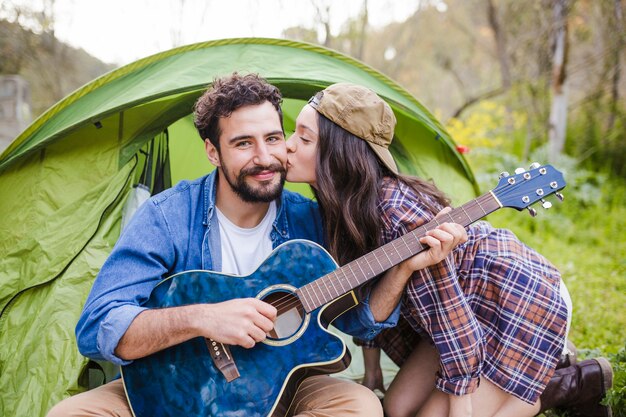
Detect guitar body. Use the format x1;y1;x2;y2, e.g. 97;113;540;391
121;240;354;417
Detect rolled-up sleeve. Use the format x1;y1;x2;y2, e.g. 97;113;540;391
95;305;148;365
379;183;484;396
409;256;483;395
75;200;175;365
331;285;401;341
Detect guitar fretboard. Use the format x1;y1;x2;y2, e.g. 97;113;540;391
295;192;501;313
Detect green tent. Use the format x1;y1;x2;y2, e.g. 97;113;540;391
0;38;477;416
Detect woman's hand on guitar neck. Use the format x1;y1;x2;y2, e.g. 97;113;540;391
368;208;467;323
399;212;468;275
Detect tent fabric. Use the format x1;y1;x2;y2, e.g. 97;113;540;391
0;38;477;417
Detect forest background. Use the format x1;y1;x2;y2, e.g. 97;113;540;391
1;0;625;413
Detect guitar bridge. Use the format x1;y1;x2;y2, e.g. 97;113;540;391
205;338;240;382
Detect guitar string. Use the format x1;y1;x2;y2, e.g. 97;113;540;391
267;194;502;314
266;193;498;314
265;179;549;314
266;189;509;313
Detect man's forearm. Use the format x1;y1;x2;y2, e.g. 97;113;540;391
114;298;277;360
114;305;202;360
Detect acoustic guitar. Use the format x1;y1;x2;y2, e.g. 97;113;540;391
121;163;565;417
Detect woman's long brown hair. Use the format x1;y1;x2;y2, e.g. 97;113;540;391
313;113;451;265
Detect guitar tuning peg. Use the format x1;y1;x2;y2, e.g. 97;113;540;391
527;207;538;217
515;167;526;174
541;199;552;209
498;171;510;179
555;192;564;201
529;162;541;170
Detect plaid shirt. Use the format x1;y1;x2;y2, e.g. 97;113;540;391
358;178;568;403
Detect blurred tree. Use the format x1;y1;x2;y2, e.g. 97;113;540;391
547;0;570;161
606;0;623;133
486;0;511;90
1;0;69;103
282;25;319;44
310;0;332;47
2;0;624;175
0;2;114;116
0;20;30;74
572;0;626;177
0;3;37;74
168;0;212;49
332;0;369;60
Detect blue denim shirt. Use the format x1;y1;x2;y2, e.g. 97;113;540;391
76;171;399;365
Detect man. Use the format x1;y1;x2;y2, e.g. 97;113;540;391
47;73;388;417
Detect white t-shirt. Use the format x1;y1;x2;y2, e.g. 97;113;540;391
215;201;276;276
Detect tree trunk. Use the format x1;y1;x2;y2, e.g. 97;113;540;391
355;0;368;60
548;0;569;161
310;1;332;47
486;0;511;89
486;0;515;140
607;0;623;132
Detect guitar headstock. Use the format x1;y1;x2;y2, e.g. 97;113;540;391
492;163;565;216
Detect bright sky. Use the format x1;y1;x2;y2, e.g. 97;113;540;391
5;0;423;65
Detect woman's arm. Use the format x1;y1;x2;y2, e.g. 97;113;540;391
368;213;468;322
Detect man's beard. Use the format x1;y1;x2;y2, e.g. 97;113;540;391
220;162;286;203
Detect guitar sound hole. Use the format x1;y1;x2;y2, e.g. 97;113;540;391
262;290;305;341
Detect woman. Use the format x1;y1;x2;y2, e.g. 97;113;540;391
285;83;610;417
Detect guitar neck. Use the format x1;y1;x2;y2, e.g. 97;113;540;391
296;191;502;313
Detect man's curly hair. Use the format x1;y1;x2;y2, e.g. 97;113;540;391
193;73;283;149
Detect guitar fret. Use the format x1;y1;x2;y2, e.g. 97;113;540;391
401;235;412;254
347;263;357;285
313;281;325;305
363;255;377;278
301;285;314;311
320;276;333;302
339;268;350;288
382;248;393;269
374;252;384;271
476;198;488;216
459;205;472;224
327;277;340;298
366;251;378;276
327;275;341;298
334;270;347;293
354;261;368;283
306;282;320;308
302;293;312;312
391;242;402;262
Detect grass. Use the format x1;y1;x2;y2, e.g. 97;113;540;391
484;182;626;355
462;148;626;415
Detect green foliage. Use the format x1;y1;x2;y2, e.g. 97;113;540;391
444;100;527;151
463;144;626;354
567;99;626;179
452;103;626;413
604;345;626;417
